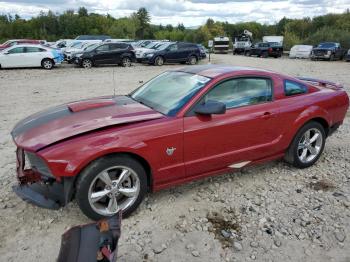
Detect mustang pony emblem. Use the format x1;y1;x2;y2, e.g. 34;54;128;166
166;147;176;156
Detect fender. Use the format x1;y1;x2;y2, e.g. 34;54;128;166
282;105;331;148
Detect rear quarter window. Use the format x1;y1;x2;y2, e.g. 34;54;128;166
284;80;308;96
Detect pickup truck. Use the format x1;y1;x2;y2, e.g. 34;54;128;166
244;42;283;58
311;42;346;61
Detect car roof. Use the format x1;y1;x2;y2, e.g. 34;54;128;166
175;64;271;78
6;44;47;49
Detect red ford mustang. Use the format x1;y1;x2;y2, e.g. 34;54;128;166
12;65;349;220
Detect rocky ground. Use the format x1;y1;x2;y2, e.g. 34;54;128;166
0;55;349;262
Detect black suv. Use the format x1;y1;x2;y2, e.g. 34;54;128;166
311;42;346;61
75;42;136;68
140;42;201;66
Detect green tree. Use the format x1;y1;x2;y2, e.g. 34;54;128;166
134;7;150;39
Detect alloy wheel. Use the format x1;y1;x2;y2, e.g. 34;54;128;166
122;57;131;67
82;59;92;68
43;60;53;69
297;128;323;163
88;166;140;216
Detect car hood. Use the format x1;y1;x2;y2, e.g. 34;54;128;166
11;96;164;151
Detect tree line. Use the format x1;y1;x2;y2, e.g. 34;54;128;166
0;7;349;50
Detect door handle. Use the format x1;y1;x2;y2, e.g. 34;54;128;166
261;112;273;119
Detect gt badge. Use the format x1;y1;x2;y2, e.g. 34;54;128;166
166;147;176;156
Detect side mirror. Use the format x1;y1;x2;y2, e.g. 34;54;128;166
194;100;226;115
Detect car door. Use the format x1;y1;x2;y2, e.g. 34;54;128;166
1;46;26;67
109;43;125;64
23;46;46;66
164;44;180;62
183;77;282;177
93;44;111;64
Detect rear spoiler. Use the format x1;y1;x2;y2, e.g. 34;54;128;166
297;77;343;89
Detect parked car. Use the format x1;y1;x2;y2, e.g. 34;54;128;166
0;39;42;51
197;44;207;59
289;45;313;59
0;44;64;69
311;42;346;61
74;42;135;68
75;35;111;41
65;41;101;63
140;42;201;66
134;41;163;62
346;49;350;62
245;42;283;58
11;65;349;220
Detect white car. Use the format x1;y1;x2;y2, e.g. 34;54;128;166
134;42;163;60
289;45;313;59
0;44;64;69
64;40;101;61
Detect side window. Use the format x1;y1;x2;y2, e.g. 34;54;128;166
168;44;178;51
8;47;25;54
96;45;109;52
110;44;120;50
204;78;272;109
284;80;307;96
25;47;45;52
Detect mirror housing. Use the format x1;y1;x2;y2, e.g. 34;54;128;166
194;100;226;115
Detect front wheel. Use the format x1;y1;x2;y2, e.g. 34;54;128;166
82;59;92;69
284;121;326;168
188;55;198;65
121;57;131;67
154;56;164;66
76;155;148;220
41;58;54;70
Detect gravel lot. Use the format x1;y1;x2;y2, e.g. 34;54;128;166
0;55;349;262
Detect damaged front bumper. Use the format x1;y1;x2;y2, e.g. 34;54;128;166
13;148;74;210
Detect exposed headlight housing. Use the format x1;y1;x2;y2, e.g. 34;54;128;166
25;151;54;178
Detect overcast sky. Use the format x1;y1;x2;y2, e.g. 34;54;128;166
0;0;349;26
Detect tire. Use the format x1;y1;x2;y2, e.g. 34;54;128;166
121;57;131;67
329;54;335;61
261;52;268;58
245;51;251;56
188;55;198;65
76;155;148;220
284;121;326;168
41;58;54;70
82;59;92;69
154;56;164;66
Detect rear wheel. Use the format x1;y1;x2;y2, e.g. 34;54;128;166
82;59;92;69
329;54;335;61
41;58;54;70
188;55;198;65
261;52;268;58
154;56;164;66
284;121;326;168
121;57;131;67
76;155;148;220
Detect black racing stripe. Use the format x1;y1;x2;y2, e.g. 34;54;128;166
11;104;72;138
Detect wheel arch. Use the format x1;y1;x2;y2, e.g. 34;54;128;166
70;151;153;198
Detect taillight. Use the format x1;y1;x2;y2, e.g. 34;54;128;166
268;48;272;52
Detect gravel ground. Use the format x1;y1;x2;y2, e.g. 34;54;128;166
0;55;349;262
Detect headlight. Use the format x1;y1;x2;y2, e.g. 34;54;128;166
146;53;154;57
327;50;331;55
25;151;54;178
347;49;350;55
75;53;83;57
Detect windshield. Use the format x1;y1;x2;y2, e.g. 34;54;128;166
155;43;171;50
131;71;211;116
70;42;83;48
318;43;336;48
144;42;158;48
84;43;99;51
